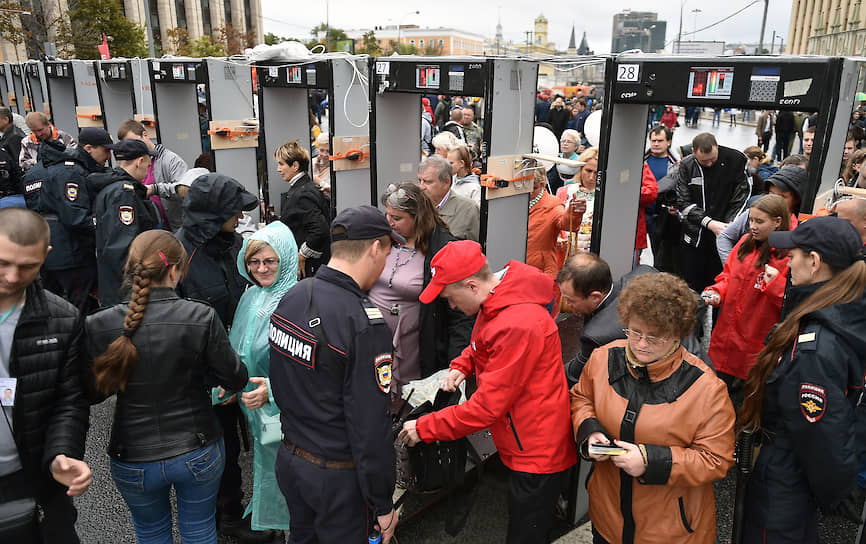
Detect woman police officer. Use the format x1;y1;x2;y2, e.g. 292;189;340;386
740;216;866;543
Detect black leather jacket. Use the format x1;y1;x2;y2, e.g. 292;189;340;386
84;287;249;462
675;146;750;249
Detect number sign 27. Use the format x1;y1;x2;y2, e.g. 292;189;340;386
617;64;640;82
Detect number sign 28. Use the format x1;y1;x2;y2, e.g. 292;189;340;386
617;64;640;82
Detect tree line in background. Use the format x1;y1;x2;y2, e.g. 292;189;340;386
265;23;444;56
0;2;438;60
0;0;255;59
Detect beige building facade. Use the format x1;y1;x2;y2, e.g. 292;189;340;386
122;0;264;54
788;0;866;55
347;27;485;56
0;0;264;60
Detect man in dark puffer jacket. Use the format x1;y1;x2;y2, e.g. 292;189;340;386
0;208;90;543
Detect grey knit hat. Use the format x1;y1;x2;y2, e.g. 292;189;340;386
766;165;808;200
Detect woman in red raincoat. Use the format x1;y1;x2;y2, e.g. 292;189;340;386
702;194;792;389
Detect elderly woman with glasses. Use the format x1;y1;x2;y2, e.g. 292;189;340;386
369;182;474;405
227;221;298;532
571;272;735;544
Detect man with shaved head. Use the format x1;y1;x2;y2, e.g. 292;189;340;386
834;196;866;246
19;112;77;173
0;208;91;543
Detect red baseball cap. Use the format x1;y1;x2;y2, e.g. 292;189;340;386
419;240;487;304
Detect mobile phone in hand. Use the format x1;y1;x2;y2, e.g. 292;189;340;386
588;443;628;456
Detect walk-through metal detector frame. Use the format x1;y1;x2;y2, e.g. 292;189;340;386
96;59;137;141
370;56;538;271
595;54;864;279
148;58;207;166
257;55;372;216
71;60;102;133
204;58;259;222
44;61;78;136
9;63;26;117
22;61;49;117
129;59;153;123
257;58;330;217
0;64;15;114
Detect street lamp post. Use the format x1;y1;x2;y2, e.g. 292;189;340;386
141;0;156;57
677;0;686;54
396;10;420;54
691;8;702;38
772;33;784;54
757;0;769;54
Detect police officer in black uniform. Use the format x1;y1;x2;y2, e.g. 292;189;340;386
270;205;402;543
90;139;158;307
22;127;112;312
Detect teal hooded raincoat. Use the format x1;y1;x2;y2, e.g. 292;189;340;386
229;221;298;530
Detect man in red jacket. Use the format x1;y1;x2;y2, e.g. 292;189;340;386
399;240;576;543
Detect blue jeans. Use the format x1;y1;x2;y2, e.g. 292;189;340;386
110;439;225;544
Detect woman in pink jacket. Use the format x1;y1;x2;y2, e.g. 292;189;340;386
702;194;791;389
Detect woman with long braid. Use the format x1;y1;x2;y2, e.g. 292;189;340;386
740;216;866;543
83;230;248;544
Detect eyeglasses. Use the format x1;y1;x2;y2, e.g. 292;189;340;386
622;328;670;346
248;258;279;269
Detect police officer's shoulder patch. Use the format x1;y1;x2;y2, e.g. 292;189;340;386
800;383;826;423
122;183;134;191
118;205;135;225
362;298;385;324
374;353;392;393
65;182;79;201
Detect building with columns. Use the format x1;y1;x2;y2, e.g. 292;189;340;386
120;0;264;54
0;0;264;60
787;0;866;55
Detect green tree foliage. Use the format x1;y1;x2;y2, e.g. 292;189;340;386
264;32;297;45
59;0;147;59
191;34;227;57
356;30;382;56
0;1;68;59
0;4;28;57
165;27;193;56
166;26;242;57
423;43;443;56
309;22;348;52
387;40;418;55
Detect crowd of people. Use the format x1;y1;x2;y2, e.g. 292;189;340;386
2;85;866;544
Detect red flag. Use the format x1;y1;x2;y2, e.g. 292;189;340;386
97;33;111;60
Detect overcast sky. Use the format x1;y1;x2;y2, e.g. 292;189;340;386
260;0;794;54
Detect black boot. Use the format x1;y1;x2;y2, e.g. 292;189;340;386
218;514;280;544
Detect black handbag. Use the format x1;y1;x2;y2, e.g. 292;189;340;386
402;388;483;536
404;389;469;492
0;497;40;543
